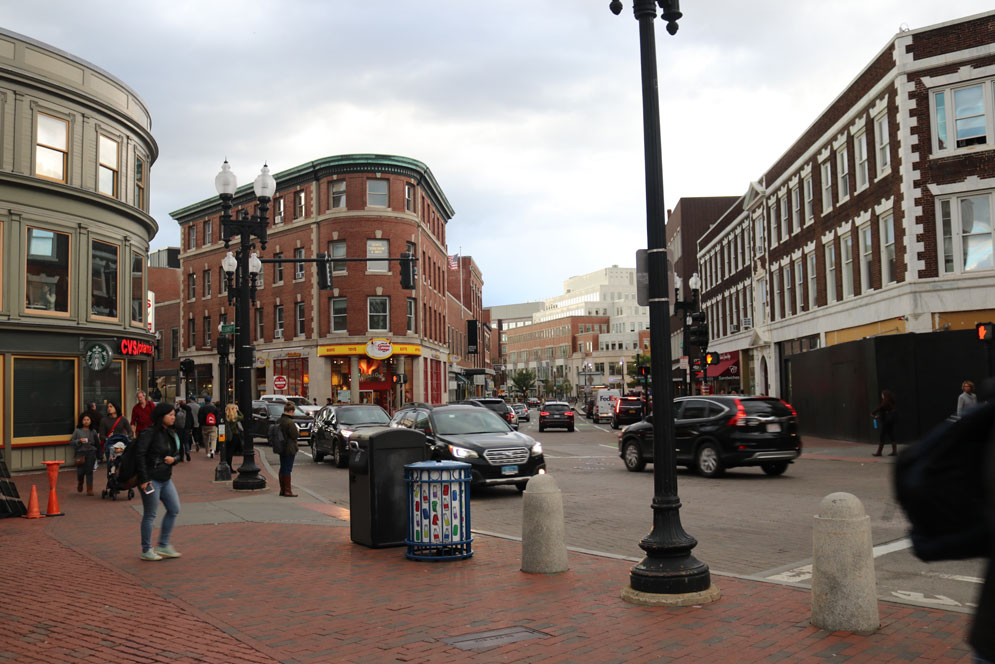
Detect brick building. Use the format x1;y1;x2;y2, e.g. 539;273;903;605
445;255;491;400
170;154;459;411
148;248;181;401
695;11;995;440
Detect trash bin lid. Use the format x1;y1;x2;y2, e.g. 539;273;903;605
405;460;471;471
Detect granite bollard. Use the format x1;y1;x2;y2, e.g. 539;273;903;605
521;473;568;574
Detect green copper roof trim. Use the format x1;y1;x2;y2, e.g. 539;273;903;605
170;153;454;221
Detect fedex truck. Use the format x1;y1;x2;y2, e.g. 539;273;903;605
595;389;620;423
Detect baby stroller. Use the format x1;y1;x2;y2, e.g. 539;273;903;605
101;435;134;501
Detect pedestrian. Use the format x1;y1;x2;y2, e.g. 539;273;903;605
172;401;191;462
79;401;102;433
326;397;332;406
223;403;244;471
98;401;133;461
187;397;201;452
198;396;219;458
969;422;995;663
136;402;183;561
130;391;155;436
180;399;194;459
871;389;898;456
71;414;99;495
277;403;299;497
959;380;979;416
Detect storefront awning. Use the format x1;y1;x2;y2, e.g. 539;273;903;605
452;373;471;385
707;352;740;379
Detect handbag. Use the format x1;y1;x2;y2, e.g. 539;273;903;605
74;455;86;467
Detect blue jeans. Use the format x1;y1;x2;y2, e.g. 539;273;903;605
279;454;296;476
140;479;180;553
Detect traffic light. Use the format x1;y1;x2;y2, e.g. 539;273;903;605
216;334;229;358
637;365;650;378
317;252;334;291
179;358;195;374
977;322;994;343
399;252;417;290
688;311;709;347
392;373;408;385
704;351;720;366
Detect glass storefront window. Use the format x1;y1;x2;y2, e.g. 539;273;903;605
13;357;77;440
273;358;309;398
91;240;119;319
26;227;70;313
83;359;123;414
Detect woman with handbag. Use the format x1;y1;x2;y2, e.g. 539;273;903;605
223;403;244;472
98;401;133;461
71;414;100;495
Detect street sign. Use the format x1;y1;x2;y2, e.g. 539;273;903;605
679;356;689;370
273;375;288;390
221;324;235;334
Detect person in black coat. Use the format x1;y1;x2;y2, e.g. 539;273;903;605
969;428;995;662
871;389;898;456
136;403;183;561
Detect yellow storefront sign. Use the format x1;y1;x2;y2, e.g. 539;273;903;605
318;342;422;358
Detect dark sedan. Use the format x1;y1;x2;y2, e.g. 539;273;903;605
617;396;801;477
311;404;391;467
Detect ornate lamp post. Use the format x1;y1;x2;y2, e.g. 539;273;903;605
216;160;274;491
610;0;718;604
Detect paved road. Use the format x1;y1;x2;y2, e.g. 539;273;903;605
278;406;985;614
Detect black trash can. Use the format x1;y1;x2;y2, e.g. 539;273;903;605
348;427;428;548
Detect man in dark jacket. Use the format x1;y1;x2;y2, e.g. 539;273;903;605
970;428;995;662
198;396;220;459
277;403;299;497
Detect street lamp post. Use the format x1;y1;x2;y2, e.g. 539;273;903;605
674;272;701;395
214;323;232;482
217;160;274;491
610;0;717;603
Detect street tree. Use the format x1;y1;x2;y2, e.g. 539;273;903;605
510;369;536;399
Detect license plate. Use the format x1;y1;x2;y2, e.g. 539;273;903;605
766;423;781;432
626;409;637;414
501;465;518;475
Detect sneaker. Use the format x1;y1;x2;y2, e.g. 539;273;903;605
155;544;182;558
140;550;163;561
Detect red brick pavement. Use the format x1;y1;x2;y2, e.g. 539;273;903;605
0;454;975;663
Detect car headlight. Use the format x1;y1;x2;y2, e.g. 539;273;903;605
447;445;478;459
340;428;354;438
531;442;543;456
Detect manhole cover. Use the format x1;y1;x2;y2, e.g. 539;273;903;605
442;626;551;651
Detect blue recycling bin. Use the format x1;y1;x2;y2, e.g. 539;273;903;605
405;460;473;561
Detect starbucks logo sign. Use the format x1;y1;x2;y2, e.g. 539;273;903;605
85;343;112;371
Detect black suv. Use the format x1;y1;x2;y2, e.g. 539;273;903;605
311;404;391;467
392;404;545;491
611;396;644;429
251;400;314;444
538;401;574;432
617;396;801;477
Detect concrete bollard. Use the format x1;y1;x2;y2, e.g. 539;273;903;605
811;492;879;634
521;473;568;574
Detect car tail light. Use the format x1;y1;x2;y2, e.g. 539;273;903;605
781;400;798;418
565;411;574;417
540;411;549;416
615;401;621;413
727;399;747;427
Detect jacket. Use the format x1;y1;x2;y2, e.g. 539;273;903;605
199;403;219;428
98;415;133;443
130;401;154;434
187;401;200;428
181;404;194;431
969;426;995;659
279;414;299;456
135;424;182;484
71;428;99;458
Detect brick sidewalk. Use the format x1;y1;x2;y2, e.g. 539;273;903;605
0;454;975;663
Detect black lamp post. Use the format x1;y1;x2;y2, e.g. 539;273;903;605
610;0;717;603
216;160;274;491
674;272;701;395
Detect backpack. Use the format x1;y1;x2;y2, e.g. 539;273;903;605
268;422;286;455
893;401;995;562
116;433;144;490
206;411;217;426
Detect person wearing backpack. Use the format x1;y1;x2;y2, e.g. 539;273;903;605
136;402;183;562
277;403;299;497
198;396;219;459
871;389;898;456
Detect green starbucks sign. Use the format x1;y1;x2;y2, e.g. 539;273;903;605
84;343;112;371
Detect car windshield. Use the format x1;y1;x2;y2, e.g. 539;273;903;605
544;403;570;413
272;405;308;417
742;398;793;417
619;398;641;406
433;409;510;435
337;407;390;426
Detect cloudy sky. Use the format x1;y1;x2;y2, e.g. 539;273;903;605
5;1;993;306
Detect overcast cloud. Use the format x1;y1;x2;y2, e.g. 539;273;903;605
4;1;993;305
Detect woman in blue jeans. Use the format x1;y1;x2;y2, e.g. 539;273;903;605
135;402;183;561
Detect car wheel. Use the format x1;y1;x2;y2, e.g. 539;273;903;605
333;441;349;468
761;461;789;476
538;425;544;432
695;442;725;478
567;424;574;432
622;441;646;472
311;443;324;463
516;482;528;493
611;420;618;430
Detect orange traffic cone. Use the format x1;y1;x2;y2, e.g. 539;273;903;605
45;483;63;517
21;485;44;519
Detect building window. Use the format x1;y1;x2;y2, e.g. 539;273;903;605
135;155;147;210
274;197;284;224
794;258;804;313
187;273;196;300
187;318;196;348
25;228;70;315
859;224;874;293
331;297;347;333
368;297;389;331
367;179;389;207
187;225;196;251
254;307;264;341
203;315;211;347
939;194;994;274
934;84;988;151
329;241;347;273
366;239;389;272
821;161;833;213
90;240;118;319
837;146;850;201
841;234;854;298
405;183;415;212
273;253;283;283
255;264;264;289
791;186;801;234
202;269;211;298
274;305;284;339
170;328;179;359
825;243;837;303
294;248;305;280
855;132;869;191
330;180;346;209
804;176;814;224
773;272;782;320
295;302;306;337
292;191;304;219
204;219;212;245
875;113;890;176
754;216;764;256
807;252;817;309
35;113;69;183
97;135;119;197
881;213;896;284
407;297;416;333
758;277;767;322
782;265;792;316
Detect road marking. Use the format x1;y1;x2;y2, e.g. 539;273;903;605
921;572;984;584
872;537;911;557
766;538;913;583
891;591;962;607
593;425;613;433
599;444;617;450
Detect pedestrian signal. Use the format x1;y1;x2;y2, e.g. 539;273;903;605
637;365;649;377
704;351;720;365
977;322;994;343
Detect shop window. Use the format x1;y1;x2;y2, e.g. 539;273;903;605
35;112;68;183
273;358;309;398
98;134;120;197
331;297;347;333
367;179;389;207
368;296;389;331
366;239;389;272
329;180;346;209
83;358;123;417
25;227;70;314
90;240;119;319
13;356;77;442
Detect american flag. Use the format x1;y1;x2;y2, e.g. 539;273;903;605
448;254;459;270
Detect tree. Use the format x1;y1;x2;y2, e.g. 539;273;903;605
559;378;573;399
510;369;536;399
543;378;557;398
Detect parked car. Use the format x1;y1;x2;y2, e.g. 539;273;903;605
393;404;545;490
511;403;530;422
611;396;644;429
538;401;575;432
454;397;519;431
251;400;314;443
617;396;801;477
311;404;391;467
